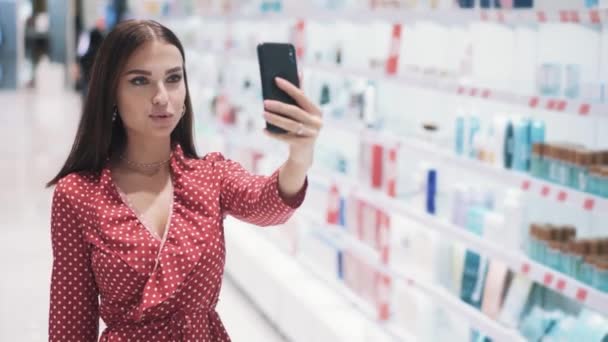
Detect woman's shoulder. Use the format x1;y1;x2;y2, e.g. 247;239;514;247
54;171;98;195
181;152;240;180
184;152;228;168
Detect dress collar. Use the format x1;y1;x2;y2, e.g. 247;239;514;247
99;143;189;193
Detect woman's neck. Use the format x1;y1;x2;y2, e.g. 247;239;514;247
112;137;173;177
121;138;172;165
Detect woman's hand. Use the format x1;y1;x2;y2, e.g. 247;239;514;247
262;76;323;169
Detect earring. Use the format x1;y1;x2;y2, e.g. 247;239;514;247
112;106;118;122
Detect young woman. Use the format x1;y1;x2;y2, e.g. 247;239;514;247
46;19;322;341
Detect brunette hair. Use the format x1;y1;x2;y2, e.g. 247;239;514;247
47;19;199;187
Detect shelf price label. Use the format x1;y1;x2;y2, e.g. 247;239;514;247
294;19;306;59
583;198;595;211
385;24;402;76
327;184;340;225
556;279;567;292
576;288;588;302
529;97;540;108
543;273;554;286
521;263;531;274
386;147;398;198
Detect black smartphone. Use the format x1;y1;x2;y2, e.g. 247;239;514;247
257;42;300;134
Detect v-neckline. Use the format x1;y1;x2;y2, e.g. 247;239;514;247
109;169;175;244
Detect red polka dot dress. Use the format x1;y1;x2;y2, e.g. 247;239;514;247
48;144;307;341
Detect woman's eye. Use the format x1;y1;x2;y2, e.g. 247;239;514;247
167;74;183;83
129;77;148;86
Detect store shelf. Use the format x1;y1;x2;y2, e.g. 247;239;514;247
213;119;608;317
308;170;608;317
306;62;608;119
215;114;608;215
295;255;414;342
223;216;412;342
217;118;608;215
206;49;608;119
298;211;525;342
203;8;608;26
349;125;608;215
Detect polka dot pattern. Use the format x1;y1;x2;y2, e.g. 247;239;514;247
49;144;307;341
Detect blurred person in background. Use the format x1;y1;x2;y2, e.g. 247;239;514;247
46;19;323;341
105;0;129;30
74;18;106;99
24;0;48;88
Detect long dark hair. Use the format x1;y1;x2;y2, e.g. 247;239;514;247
47;20;199;188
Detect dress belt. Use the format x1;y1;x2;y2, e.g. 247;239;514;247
168;301;218;342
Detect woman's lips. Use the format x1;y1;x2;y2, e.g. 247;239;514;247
149;112;174;125
149;112;173;118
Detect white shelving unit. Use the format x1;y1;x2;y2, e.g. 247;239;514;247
307;169;608;317
203;8;608;26
298;210;526;342
223;216;413;342
217;120;608;215
212;114;608;330
358;126;608;215
204;49;608;119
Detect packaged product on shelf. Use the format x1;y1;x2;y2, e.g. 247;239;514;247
455;114;466;156
488;115;510;167
501;189;526;250
512;118;532;171
520;307;565;341
571;310;608;341
325;184;341;225
298;223;344;281
571;149;594;191
450;183;470;228
498;275;534;328
460;250;488;308
388;215;442;284
565;64;582;99
531;143;546;178
594;259;608;292
538;63;562;96
481;260;511;319
567;240;589;280
481;211;505;245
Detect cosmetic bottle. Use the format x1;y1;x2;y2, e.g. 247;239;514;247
587;166;601;197
566;240;589;279
528;224;542;260
571;150;594;191
512;118;532;171
502;190;525;250
531;143;545;178
455;114;466;156
593;259;608;292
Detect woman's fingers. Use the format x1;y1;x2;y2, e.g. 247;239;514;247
263;112;317;137
274;77;321;117
263;100;322;129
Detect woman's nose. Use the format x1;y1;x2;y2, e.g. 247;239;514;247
152;83;169;106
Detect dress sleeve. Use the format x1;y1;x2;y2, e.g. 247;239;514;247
207;153;307;226
48;178;99;342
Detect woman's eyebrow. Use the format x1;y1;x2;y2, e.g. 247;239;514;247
165;66;183;74
124;66;182;76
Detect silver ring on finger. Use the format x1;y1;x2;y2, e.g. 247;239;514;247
296;122;305;136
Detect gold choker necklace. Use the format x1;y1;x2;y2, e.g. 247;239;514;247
119;153;172;169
